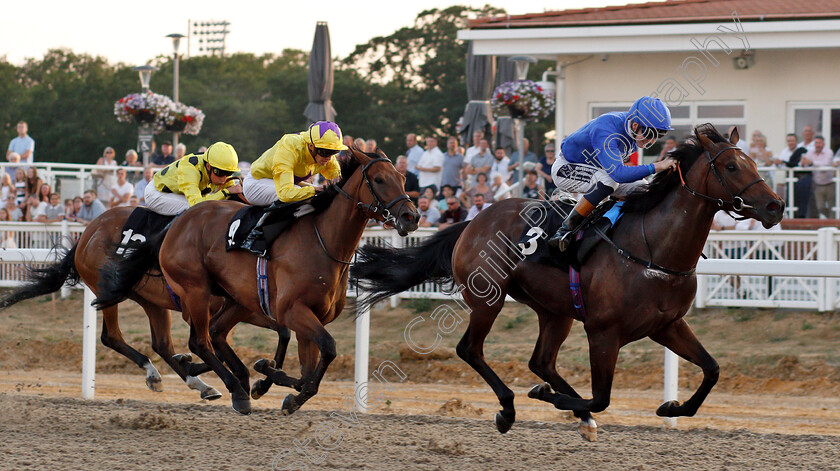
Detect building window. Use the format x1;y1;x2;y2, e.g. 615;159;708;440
787;102;840;153
589;101;747;163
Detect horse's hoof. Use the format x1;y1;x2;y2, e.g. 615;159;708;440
281;394;298;416
231;397;252;415
173;353;192;363
656;400;680;417
254;359;276;374
201;387;222;401
527;383;550;399
251;380;270;400
577;419;598;442
145;376;163;392
494;411;513;434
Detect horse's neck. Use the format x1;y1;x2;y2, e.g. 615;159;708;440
315;181;369;265
637;179;716;271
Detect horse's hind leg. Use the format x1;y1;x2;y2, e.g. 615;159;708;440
456;301;516;434
251;325;292;400
209;304;253;397
181;286;251;415
139;300;221;401
526;313;597;441
279;302;336;415
99;305;161;392
649;318;719;418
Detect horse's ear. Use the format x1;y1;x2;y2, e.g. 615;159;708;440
728;126;740;146
694;126;714;149
374;148;389;161
350;146;372;164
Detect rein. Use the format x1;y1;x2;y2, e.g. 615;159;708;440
316;156;410;265
594;145;760;277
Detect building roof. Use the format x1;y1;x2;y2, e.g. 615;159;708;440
468;0;840;29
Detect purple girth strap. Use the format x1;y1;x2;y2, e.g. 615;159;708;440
294;172;313;185
568;231;587;322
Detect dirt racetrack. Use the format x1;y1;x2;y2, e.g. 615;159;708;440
2;370;840;470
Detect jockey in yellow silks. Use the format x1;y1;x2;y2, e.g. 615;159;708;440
144;141;242;216
243;121;347;206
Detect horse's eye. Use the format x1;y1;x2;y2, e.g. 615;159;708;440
725;164;736;171
374;177;385;184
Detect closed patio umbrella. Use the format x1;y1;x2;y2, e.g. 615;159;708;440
304;22;336;122
458;42;496;146
495;57;517;153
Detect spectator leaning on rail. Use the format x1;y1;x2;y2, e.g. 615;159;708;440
144;142;242;216
548;96;678;251
134;166;155;206
800;135;837;219
77;190;106;225
243;121;345;207
7;121;34;164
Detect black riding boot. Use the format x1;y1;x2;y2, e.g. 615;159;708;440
548;210;587;251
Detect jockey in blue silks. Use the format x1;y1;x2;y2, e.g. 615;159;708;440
548;96;678;251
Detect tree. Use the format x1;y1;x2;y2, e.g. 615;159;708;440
341;5;504;157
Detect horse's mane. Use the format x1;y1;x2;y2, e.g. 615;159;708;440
621;123;728;214
309;146;371;214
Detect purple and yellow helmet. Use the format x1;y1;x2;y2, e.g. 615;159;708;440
307;121;349;151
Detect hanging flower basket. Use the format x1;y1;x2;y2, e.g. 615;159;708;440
114;92;174;133
165;103;205;135
491;80;555;121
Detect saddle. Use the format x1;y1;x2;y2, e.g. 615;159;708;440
516;197;623;271
225;199;315;258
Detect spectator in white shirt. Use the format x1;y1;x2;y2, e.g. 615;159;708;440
405;133;425;176
465;193;491;221
798;125;817;153
41;192;65;223
416;136;444;190
464;131;484;162
417;195;441;228
110;168;134;207
490;147;511;184
135;166;154;206
25;195;47;222
464;138;493;187
6;121;34;164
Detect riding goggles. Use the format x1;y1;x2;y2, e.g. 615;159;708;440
210;166;235;177
315;147;339;158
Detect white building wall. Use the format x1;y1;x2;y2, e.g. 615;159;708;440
559;48;840;152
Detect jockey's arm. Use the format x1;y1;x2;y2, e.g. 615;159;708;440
177;164;232;206
590;128;656;183
272;162;316;202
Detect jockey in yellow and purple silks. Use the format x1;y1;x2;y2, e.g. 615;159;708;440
243;121;348;206
144;141;242;216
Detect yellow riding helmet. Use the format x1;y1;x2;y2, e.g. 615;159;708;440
205;142;240;173
307;121;349;151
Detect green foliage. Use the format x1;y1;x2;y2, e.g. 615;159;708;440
0;5;556;165
407;298;435;314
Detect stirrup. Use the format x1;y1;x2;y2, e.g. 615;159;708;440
548;227;574;251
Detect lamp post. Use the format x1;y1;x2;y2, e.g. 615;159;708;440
508;56;536;196
166;34;185;151
132;65;158;166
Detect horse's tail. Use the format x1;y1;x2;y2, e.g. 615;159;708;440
93;232;165;310
351;221;469;310
0;244;81;309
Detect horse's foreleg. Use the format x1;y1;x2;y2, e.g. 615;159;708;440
280;303;335;415
99;305;161;392
234;310;292;400
456;302;516;434
650;318;719;418
209;304;253;397
526;313;597;440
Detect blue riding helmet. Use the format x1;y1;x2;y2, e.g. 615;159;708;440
627;96;674;134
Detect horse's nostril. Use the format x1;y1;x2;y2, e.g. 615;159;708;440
766;201;782;213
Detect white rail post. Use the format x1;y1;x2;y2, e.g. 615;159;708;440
354;289;370;413
60;219;71;298
816;228;832;312
389;229;403;308
81;285;97;399
663;346;679;428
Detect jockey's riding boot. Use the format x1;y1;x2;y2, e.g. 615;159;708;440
548;200;595;251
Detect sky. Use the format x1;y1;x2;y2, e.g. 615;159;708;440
2;0;649;65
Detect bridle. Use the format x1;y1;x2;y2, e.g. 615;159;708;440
315;156;412;266
677;146;764;213
333;156;411;226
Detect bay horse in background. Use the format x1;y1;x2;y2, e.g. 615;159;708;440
96;148;419;414
351;125;784;440
0;207;292;401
